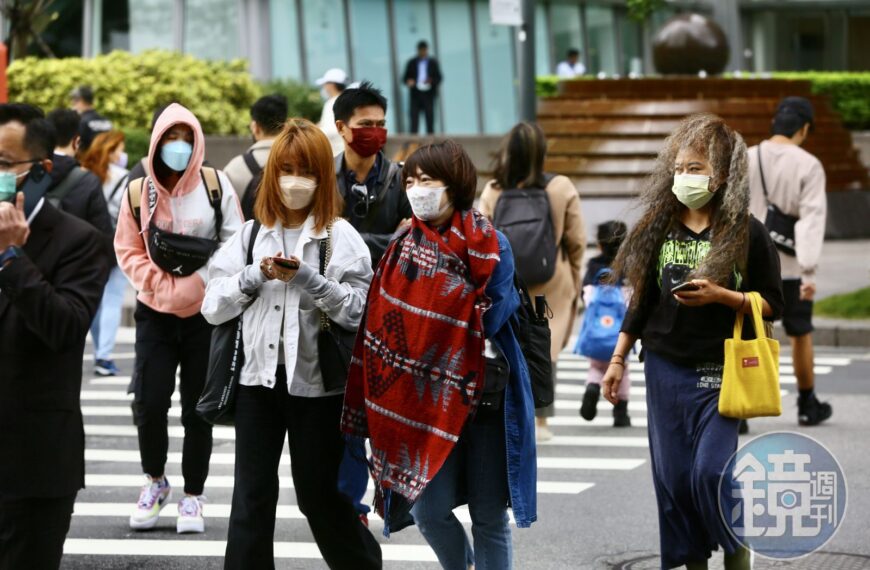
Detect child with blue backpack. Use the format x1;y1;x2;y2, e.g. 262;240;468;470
575;221;632;427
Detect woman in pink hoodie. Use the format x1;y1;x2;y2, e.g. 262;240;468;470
114;103;243;534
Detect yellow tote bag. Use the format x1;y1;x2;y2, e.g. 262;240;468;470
719;292;782;419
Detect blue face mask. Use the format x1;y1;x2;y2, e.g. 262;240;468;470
160;140;193;172
0;169;29;202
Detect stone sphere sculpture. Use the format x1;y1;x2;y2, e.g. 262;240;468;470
652;13;729;75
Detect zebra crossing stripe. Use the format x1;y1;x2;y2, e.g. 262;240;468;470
83;425;650;448
548;416;649;428
84;474;596;494
83;449;643;471
71;503;516;525
538;435;648;448
85;424;236;439
63;539;438;561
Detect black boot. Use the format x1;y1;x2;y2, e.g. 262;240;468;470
798;394;833;426
580;384;600;421
613;400;631;427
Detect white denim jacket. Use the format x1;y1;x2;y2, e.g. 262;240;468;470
201;217;372;397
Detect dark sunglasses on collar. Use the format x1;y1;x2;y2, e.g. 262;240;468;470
351;183;372;217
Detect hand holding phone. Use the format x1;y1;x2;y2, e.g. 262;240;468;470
272;257;300;270
671;281;700;294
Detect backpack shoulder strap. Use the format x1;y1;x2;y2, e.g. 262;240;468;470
246;221;261;266
200;167;224;238
242;151;261;176
757;145;769;203
46;166;88;208
127;177;146;229
108;174;128;203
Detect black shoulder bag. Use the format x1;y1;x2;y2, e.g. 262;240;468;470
512;274;555;408
317;223;359;392
758;145;799;256
196;221;261;425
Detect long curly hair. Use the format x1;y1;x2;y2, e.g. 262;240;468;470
611;114;750;309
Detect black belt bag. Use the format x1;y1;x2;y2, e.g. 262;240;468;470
757;145;798;256
481;350;510;411
147;222;220;276
126;169;225;276
764;204;798;257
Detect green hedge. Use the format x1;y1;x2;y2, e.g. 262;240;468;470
8;50;262;135
536;72;870;130
121;127;151;168
772;72;870;130
259;78;323;124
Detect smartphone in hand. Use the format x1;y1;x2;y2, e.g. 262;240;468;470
272;257;300;270
671;281;700;294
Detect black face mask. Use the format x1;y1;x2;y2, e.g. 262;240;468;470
20;164;52;218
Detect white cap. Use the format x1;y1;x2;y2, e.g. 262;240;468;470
316;68;349;86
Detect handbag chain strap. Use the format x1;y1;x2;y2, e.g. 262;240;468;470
318;221;335;331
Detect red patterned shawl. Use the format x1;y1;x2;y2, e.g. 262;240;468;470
341;209;500;512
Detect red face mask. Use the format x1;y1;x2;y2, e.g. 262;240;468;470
348;127;387;158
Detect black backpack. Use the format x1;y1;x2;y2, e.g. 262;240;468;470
240;150;262;221
492;174;558;286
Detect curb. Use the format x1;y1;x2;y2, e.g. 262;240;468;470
772;319;870;348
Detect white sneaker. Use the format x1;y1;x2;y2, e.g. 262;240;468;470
129;476;172;530
176;495;206;534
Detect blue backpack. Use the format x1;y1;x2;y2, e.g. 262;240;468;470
575;269;626;361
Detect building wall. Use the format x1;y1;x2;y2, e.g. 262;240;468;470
45;0;870;136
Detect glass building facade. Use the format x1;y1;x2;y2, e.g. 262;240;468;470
31;0;870;135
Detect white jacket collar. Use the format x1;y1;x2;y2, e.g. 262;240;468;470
261;215;328;244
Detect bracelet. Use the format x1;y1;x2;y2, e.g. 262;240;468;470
611;353;625;361
609;361;625;368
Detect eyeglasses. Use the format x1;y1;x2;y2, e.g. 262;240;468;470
0;158;40;172
351;183;371;217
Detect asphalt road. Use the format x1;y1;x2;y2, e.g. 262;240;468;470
65;336;870;569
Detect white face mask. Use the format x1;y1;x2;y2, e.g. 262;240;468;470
406;185;450;221
672;174;714;210
279;175;317;210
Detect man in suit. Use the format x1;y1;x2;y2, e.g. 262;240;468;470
0;103;110;569
403;40;442;135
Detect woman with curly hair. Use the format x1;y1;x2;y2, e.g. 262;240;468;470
601;114;784;570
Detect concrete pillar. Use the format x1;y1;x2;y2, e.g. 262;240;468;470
712;0;744;72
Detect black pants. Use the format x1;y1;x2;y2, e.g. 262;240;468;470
132;302;213;495
0;493;76;570
410;88;436;134
225;367;382;570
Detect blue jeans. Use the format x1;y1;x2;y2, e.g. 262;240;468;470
90;266;127;361
411;413;512;570
338;438;371;515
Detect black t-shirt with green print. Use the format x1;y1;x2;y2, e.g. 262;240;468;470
622;216;784;366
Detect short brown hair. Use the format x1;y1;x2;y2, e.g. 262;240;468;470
402;140;477;211
254;118;340;231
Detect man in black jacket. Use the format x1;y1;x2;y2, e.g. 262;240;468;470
0;103;110;569
45;109;114;252
403;40;442;135
333;82;412;267
70;85;113;152
332;83;411;523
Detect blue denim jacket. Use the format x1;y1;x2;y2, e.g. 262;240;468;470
483;232;538;528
